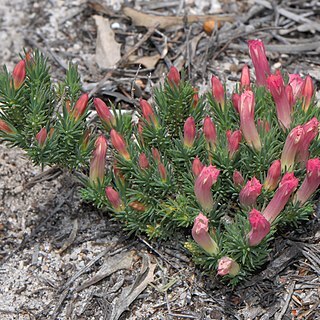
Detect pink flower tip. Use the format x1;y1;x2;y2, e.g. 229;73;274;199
248;209;271;246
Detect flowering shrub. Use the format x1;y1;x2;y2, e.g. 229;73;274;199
0;40;319;284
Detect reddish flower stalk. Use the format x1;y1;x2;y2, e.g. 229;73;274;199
239;177;262;207
211;75;225;109
294;158;320;205
191;213;218;255
203;116;217;149
89;135;108;184
233;170;244;187
110;129;130;161
247;39;270;86
36;127;47;147
73;93;89;121
301;75;314;112
217;257;240;277
281;125;305;171
192;157;204;177
105;186;123;212
194;165;220;211
184;116;196;148
12;59;26;90
263;173;299;223
240;64;250;91
238;90;261;151
138;153;149;170
94;98;115;129
0;119;15;134
296;117;319;165
247;209;271;246
139;98;159;128
226;130;242;159
167;66;180;86
266;72;292;130
264;160;281;191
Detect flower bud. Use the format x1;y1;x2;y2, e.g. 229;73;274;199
110;129;130;161
294;158;320;205
211;75;225;109
232;93;240;113
238;90;261;151
263;173;299;223
247;39;270;86
105;186;123;212
264;160;281;191
192;157;204;177
167;66;180;86
226;130;242;159
129;201;146;212
281;125;305;171
36;127;47;147
267;72;291;130
285;84;294;110
191;213;218;255
12;59;26;90
248;209;271;246
89;135;107;184
288;74;303;103
217;257;240;277
257;119;270;133
194;165;220;212
158;163;167;182
203;116;217;149
139;152;149;170
73;93;89;121
233;170;244;187
94;98;115;129
80;129;91;152
0;119;15;134
139;98;158;128
240;64;250;91
192;88;199;108
301;75;314;112
152;147;161;164
184;117;196;148
239;177;262;207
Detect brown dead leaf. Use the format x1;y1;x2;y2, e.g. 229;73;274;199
127;54;161;69
93;15;121;69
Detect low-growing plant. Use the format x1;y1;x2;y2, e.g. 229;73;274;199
1;40;319;284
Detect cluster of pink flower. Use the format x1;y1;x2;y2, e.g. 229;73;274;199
191;39;320;278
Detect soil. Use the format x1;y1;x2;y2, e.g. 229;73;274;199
1;0;320;319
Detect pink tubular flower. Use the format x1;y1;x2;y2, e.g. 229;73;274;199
194;165;220;212
247;39;270;86
289;74;304;102
138;152;149;170
217;257;240;277
12;59;26;90
192;157;204;177
240;64;250;91
0;119;14;134
238;90;261;151
158;163;167;182
264;160;281;191
94;98;115;129
248;209;271;246
139;98;158;128
211;75;225;109
301;75;314;112
105;186;123;212
232;93;240;113
263;172;299;223
281;125;305;171
191;213;218;255
89;135;107;184
297;117;319;165
184;116;196;148
203;116;217;149
295;158;320;205
73;93;89;121
285;84;294;110
226;130;242;159
110;129;130;161
239;177;262;207
267;72;292;130
233;170;244;187
167;66;180;86
36;127;47;147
